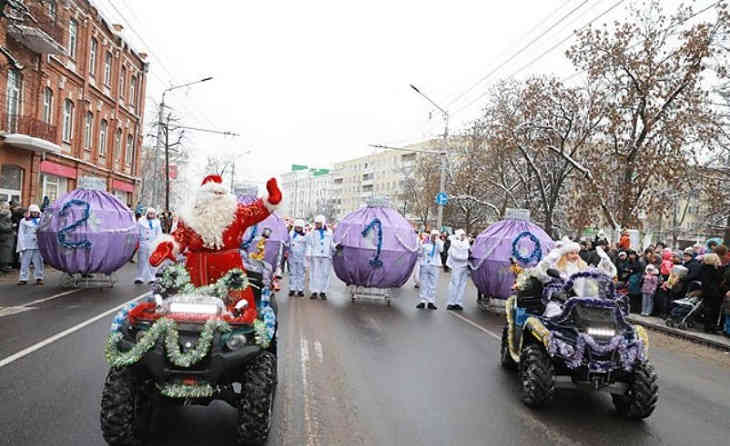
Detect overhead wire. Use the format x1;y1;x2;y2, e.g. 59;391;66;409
445;0;594;109
452;0;626;116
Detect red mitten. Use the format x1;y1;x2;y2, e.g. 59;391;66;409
149;241;176;266
266;177;282;205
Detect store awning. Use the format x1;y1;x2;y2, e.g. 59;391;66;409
2;133;61;154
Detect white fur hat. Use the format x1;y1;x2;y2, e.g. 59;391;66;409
557;236;580;256
431;229;440;236
455;229;465;237
314;215;326;224
146;207;157;215
28;204;40;213
294;219;305;228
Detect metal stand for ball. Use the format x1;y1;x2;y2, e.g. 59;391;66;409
61;273;117;289
349;286;393;306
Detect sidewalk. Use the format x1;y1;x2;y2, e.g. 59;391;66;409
628;313;730;352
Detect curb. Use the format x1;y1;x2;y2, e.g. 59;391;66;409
627;315;730;352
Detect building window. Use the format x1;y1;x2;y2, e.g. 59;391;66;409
104;52;112;86
42;87;53;124
114;129;122;161
40;174;67;203
0;165;23;204
48;1;57;20
62;99;74;141
5;69;22;132
125;134;134;166
84;112;93;149
129;76;136;106
89;38;98;78
68;19;78;59
99;120;108;157
119;66;126;98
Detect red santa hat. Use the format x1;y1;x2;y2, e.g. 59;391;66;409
200;174;226;192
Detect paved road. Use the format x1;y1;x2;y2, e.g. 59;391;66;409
0;264;729;445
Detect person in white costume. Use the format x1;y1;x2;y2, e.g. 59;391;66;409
417;230;444;310
135;208;163;284
17;204;44;285
535;237;617;317
446;229;471;311
306;215;336;300
287;219;308;297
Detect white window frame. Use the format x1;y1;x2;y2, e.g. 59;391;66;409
125;134;134;166
114;129;122;161
5;69;22;132
62;99;74;142
42;87;53;124
89;38;98;78
68;19;78;59
48;1;57;20
99;120;107;157
104;52;112;86
129;76;136;107
84;112;93;149
119;67;126;98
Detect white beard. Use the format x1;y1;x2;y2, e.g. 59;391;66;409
179;191;238;250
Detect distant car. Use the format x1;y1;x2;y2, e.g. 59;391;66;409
500;268;658;419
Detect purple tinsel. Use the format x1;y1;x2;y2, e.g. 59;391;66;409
548;333;645;372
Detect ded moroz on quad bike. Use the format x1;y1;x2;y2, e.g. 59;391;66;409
100;260;278;446
500;268;658;419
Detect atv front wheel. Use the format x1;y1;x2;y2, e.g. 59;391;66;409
499;326;517;370
237;351;277;445
100;367;152;446
519;343;554;408
612;361;658;420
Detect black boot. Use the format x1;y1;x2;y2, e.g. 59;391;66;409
320;292;327;300
297;291;304;297
427;303;437;310
311;293;318;299
416;302;425;309
289;290;295;297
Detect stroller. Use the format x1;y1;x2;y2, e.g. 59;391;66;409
665;280;703;330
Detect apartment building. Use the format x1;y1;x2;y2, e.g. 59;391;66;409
0;0;148;208
280;166;332;220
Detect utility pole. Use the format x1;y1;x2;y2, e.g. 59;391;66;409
409;84;449;231
164;113;171;212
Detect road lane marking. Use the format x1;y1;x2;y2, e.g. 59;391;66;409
299;337;318;446
314;340;324;364
0;292;148;369
23;289;82;307
448;311;501;340
0;289;83;319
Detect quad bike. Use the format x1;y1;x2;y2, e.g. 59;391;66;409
100;258;278;446
500;268;658;419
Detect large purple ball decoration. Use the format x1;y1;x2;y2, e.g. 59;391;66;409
38;189;139;274
333;203;419;288
238;195;289;268
470;219;554;300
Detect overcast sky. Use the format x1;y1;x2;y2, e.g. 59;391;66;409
92;0;700;191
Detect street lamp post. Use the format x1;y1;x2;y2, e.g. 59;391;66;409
409;84;449;231
153;76;213;210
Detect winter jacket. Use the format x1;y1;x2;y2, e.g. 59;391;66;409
684;258;702;282
16;217;41;252
0;211;14;264
660;251;674;277
700;264;723;303
641;273;659;296
619;235;631;250
446;238;470;269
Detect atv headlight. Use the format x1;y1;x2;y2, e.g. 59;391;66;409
225;334;248;351
587;327;616;338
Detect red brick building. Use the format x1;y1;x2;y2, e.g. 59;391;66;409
0;0;148;209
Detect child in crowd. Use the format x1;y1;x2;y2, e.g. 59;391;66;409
641;264;660;316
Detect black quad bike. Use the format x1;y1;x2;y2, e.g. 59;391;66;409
500;268;658;419
100;264;277;446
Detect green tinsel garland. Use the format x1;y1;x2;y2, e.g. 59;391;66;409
164;319;231;367
104;318;232;368
253;319;270;349
160;382;214;398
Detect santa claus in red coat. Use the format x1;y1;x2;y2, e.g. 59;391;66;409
149;174;282;323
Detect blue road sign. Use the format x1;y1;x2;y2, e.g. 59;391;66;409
435;192;448;206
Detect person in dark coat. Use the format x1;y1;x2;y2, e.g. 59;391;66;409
440;232;451;273
9;201;25;269
700;253;723;333
0;201;15;272
682;247;702;293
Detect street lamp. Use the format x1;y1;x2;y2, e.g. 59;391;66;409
409;83;449;231
154;76;213;211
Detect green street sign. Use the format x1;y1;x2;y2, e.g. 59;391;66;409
292;164;308;171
